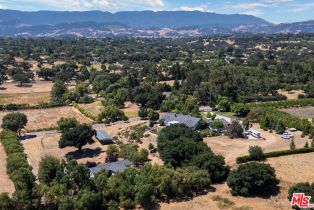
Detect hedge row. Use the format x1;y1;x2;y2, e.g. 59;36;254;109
236;147;314;164
238;94;287;103
0;130;35;196
242;98;314;110
0;102;65;111
73;103;98;121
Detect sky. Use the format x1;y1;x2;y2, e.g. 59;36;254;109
0;0;313;23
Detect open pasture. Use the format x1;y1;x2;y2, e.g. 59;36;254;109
204;124;310;166
0;106;93;131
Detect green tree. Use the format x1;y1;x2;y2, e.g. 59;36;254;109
138;108;148;119
59;124;95;152
225;121;243;139
288;182;314;209
290;140;296;150
106;145;119;162
188;152;229;183
304;142;309;148
0;64;8;86
0;193;14;210
275;121;285;134
98;104;128;123
231;103;250;117
227;162;278;197
51;81;68;104
148;110;160;122
2;112;27;135
75;190;102;210
57;117;79;133
38;156;61;185
248;146;265;161
217;96;232;112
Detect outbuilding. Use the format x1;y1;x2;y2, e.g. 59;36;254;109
95;130;113;145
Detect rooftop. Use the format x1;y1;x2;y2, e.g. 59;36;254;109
161;113;201;128
89;159;133;175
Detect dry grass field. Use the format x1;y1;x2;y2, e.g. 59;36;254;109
122;102;139;118
267;153;314;184
79;101;140;118
0;81;76;105
0;81;54;94
160;182;291;210
79;101;102;117
278;89;304;100
0;143;15;195
282;106;314;119
0;107;93;131
0;92;50;105
204;124;310;166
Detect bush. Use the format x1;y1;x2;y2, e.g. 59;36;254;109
288;182;314;209
227;162;278;197
248;146;265;161
237;147;314;164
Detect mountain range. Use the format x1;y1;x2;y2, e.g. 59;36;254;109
0;10;313;37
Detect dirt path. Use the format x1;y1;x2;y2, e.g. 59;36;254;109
0;143;15;195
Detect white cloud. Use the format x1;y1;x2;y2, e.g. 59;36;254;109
291;2;314;12
232;0;293;10
0;0;165;11
179;5;210;12
241;10;263;17
232;3;267;9
0;4;8;9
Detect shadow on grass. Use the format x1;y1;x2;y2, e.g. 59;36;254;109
20;134;37;140
65;147;103;160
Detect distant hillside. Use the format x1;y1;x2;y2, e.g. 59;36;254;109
0;10;313;37
0;10;269;28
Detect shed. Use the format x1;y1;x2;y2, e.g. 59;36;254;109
95;130;113;144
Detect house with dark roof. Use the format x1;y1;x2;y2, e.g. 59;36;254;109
89;159;133;178
160;113;201;129
95;130;113;145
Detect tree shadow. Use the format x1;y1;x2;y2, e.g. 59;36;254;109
20;134;37;140
16;83;33;87
65;147;103;160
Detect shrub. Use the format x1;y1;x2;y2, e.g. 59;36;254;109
237;147;314;164
288;182;314;209
227;162;278;197
248;146;265;161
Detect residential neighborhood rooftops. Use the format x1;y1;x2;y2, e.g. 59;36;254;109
161;113;201;128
